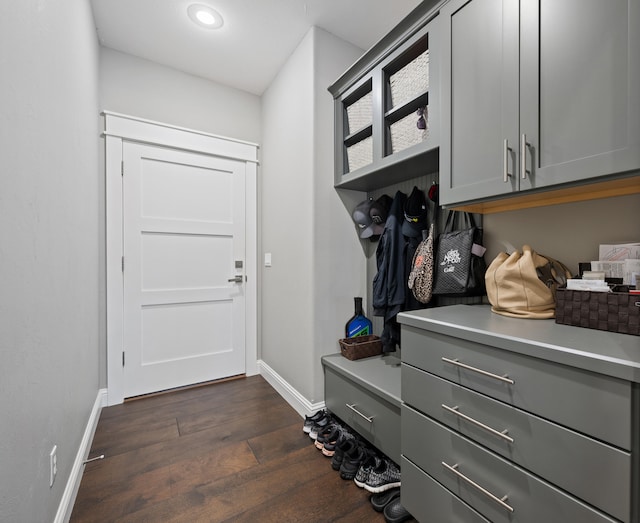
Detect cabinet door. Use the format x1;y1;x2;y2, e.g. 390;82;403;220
520;0;640;189
440;0;520;205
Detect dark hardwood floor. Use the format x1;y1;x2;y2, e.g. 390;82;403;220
71;375;386;522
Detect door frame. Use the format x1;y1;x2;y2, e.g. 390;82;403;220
103;111;259;406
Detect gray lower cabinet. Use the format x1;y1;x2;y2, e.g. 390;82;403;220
439;0;640;207
322;353;401;464
398;305;639;523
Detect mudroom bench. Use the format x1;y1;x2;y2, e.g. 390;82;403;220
322;353;401;464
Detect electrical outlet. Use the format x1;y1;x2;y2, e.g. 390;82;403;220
49;445;57;487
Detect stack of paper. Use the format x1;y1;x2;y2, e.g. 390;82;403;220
592;242;640;286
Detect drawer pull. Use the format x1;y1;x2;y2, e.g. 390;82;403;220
442;357;515;385
442;461;515;513
346;403;374;423
442;404;514;444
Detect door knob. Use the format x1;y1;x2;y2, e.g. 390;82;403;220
228;275;243;283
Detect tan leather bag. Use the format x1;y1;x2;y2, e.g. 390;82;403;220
485;245;572;319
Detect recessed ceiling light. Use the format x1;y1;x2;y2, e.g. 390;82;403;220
187;4;224;29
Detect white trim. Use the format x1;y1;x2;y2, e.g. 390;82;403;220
54;389;107;523
258;360;325;418
104;113;259;405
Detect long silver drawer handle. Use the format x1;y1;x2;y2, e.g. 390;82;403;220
442;357;515;385
442;404;514;443
442;461;515;513
346;403;374;423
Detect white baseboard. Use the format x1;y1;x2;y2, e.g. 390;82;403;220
55;388;107;523
258;360;324;418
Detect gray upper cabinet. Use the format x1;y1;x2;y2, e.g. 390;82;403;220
329;1;442;192
440;0;640;207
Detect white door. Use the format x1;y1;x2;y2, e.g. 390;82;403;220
122;142;246;398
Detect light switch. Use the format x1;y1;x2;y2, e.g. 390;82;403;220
264;253;272;267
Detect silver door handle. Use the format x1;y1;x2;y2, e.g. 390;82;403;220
442;357;515;385
228;275;243;283
442;404;514;443
521;133;531;179
503;139;513;182
346;403;374;423
442;462;514;513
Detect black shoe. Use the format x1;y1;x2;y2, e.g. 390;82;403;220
354;454;381;488
303;409;325;433
331;438;357;471
370;487;401;512
340;442;372;480
364;458;401;493
314;423;340;450
383;497;413;523
322;426;354;457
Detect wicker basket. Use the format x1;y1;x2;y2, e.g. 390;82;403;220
389;50;429;108
346;91;373;134
346;135;373;172
555;288;639;336
390;107;429;154
339;335;383;360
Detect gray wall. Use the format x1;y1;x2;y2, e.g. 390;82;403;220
0;1;101;521
260;27;366;404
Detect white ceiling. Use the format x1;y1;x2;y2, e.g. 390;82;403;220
89;0;422;95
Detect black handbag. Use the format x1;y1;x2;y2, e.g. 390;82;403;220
432;211;487;296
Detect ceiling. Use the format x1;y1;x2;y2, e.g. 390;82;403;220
89;0;422;95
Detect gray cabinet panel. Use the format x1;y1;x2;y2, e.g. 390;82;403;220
402;406;620;523
402;325;632;449
402;364;631;521
402;456;491;523
324;365;401;463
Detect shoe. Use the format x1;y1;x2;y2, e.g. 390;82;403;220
322;426;353;458
383;497;413;523
370;487;400;512
354;454;381;488
314;423;340;450
364;458;401;493
303;410;326;433
331;438;357;471
340;442;373;481
308;413;331;440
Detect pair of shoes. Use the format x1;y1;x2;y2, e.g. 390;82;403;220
314;423;341;451
303;409;326;434
340;442;375;480
384;497;413;523
321;425;354;457
363;458;401;493
308;413;332;440
331;437;356;471
370;487;400;512
354;454;381;488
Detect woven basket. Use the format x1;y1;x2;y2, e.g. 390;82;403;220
390;107;429;154
555;288;639;336
346;91;373;134
346;135;373;172
389;50;429;109
339;335;383;360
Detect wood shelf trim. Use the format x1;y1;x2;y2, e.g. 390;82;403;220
450;175;640;214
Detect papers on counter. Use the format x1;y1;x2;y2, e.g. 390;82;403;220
566;279;611;292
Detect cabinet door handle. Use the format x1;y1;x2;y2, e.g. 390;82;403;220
441;404;514;443
521;133;531;180
346;403;374;423
441;357;515;385
442;461;515;513
503;139;513;182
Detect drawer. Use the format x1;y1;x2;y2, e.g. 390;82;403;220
402;364;631;522
402;456;491;523
325;365;400;463
402;325;632;449
402;405;621;523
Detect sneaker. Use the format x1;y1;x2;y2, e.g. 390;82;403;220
303;410;326;433
331;438;357;471
322;426;353;458
308;413;331;440
354;454;381;488
314;423;340;450
340;442;373;481
364;458;401;493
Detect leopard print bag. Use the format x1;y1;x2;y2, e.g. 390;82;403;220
408;223;435;304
